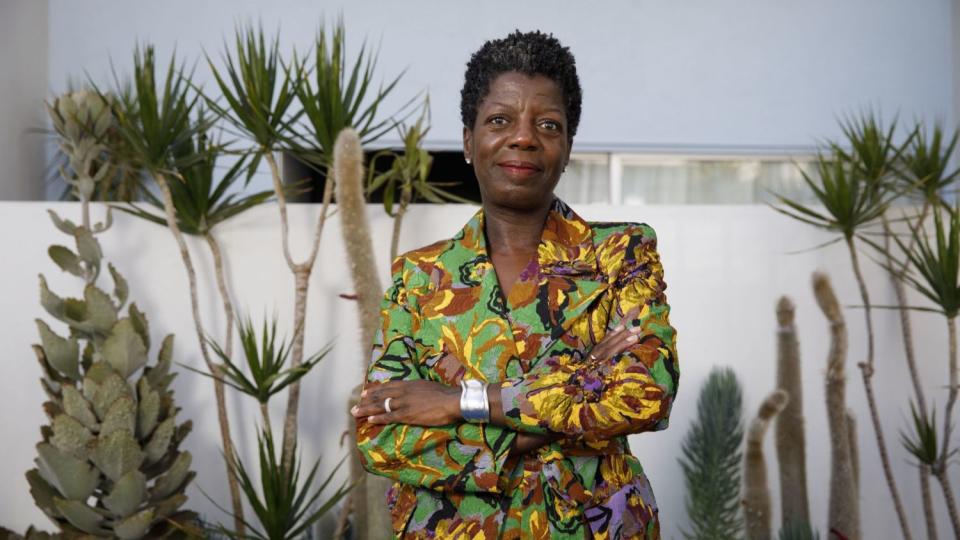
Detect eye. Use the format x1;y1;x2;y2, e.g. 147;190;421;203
487;115;508;125
539;119;562;131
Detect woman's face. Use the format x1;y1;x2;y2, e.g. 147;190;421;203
463;71;571;212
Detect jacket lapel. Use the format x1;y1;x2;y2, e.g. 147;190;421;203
416;199;610;382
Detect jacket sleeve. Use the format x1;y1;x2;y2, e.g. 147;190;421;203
355;257;517;494
498;224;679;442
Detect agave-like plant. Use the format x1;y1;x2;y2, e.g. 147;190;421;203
28;90;198;538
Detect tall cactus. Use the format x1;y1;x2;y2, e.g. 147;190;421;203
27;91;197;538
774;297;810;526
333;128;392;540
812;272;860;540
743;389;789;540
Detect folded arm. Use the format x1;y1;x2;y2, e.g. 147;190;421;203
355;262;517;494
490;227;679;442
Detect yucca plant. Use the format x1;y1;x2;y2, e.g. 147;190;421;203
118;116;275;382
678;367;744;540
120;118;273;236
192;314;332;434
212;429;349;540
367;103;474;261
889;201;960;536
208;19;414;485
205;22;302;185
104;43;248;532
290;17;409;169
773;112;914;540
28;90;199;538
898;122;959;206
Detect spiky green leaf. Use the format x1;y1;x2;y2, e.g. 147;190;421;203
114;508;154;539
108;263;129;307
53;498;108;535
103;470;146;518
47;210;78;235
35;320;80;381
90;371;130;420
48;245;84;277
83;285;118;334
26;469;62;519
50;414;94;461
35;443;98;501
145;417;175;465
92;429;144;482
61;386;98;431
100;395;136;438
102;318;148;379
150;451;192;501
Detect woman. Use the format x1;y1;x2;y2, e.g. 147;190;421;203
353;30;679;539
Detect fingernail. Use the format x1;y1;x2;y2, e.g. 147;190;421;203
626;334;638;342
361;389;367;397
614;325;625;332
629;325;642;333
351;406;359;415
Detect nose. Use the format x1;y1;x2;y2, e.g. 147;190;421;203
508;118;539;151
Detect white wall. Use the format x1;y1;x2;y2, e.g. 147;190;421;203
0;0;48;200
0;201;955;538
43;1;953;172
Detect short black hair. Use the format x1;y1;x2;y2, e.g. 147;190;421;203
460;30;582;140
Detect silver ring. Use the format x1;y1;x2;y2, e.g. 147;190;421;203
383;397;393;413
589;353;598;360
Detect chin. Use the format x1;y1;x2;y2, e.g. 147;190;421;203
486;189;554;212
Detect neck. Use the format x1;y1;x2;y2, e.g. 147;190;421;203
482;199;553;256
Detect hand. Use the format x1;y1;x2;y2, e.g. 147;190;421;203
585;323;643;363
352;380;461;426
512;433;558;456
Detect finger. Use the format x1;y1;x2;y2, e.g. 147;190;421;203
368;410;400;425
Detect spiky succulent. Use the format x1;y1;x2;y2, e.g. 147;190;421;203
26;91;198;538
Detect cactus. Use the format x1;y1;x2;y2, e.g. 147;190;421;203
774;297;810;526
743;389;789;540
812;272;860;540
26;91;197;538
679;367;744;540
333;127;393;539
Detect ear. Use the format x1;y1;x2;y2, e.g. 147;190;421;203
463;126;473;161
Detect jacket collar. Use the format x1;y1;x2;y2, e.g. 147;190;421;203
454;197;600;280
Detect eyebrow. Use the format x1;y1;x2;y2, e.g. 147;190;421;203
485;101;565;115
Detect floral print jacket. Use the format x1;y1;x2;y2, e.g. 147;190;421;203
356;198;679;539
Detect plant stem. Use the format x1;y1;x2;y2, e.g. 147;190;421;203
204;232;234;360
881;212;938;540
845;235;912;540
260;401;273;439
935;316;960;539
390;182;412;263
934;467;960;539
154;172;245;535
921;465;939;540
264;151;335;477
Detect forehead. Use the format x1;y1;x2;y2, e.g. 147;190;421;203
479;72;565;112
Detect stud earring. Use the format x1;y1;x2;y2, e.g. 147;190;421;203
465;157;471;165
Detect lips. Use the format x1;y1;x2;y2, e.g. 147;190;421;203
497;160;542;177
